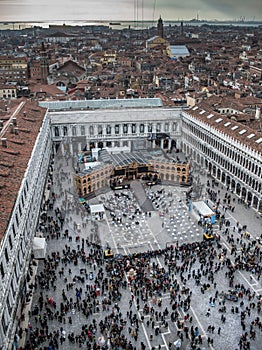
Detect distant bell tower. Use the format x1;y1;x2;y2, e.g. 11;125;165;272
40;42;49;84
181;21;184;35
157;16;164;38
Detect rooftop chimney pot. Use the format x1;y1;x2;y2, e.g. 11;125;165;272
1;138;7;148
9;123;14;134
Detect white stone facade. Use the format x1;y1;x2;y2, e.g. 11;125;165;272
181;110;262;212
0;113;52;349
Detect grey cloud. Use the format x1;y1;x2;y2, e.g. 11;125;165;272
143;0;262;19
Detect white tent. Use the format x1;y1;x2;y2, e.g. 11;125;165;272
90;204;105;221
191;200;216;224
33;237;47;259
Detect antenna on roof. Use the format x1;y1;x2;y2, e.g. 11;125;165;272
152;0;157;27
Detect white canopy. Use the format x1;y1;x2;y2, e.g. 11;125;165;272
192;201;214;217
33;237;47;259
90;204;105;221
90;204;105;215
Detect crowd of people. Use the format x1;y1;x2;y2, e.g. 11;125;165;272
16;154;262;350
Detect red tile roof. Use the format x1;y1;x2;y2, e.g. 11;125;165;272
0;100;47;242
187;103;262;154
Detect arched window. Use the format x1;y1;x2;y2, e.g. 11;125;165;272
81;125;85;135
54;126;59;137
115;124;120;134
106;125;111;135
98;125;103;135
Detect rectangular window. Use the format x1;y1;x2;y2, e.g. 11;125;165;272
18;251;22;268
9;236;13;250
81;126;85;136
11;279;16;296
72;126;76;136
148;124;152;132
0;262;4;279
132;124;136;133
20;240;25;254
12;223;16;237
5;248;9;263
123;124;128;134
6;296;12;314
15;264;19;280
1;314;7;333
54;126;59;137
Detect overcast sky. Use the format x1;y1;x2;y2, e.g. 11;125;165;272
0;0;261;22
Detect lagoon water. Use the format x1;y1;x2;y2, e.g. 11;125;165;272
0;19;261;31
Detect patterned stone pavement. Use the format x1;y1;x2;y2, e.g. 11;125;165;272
18;151;262;350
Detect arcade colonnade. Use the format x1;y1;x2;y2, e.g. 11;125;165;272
52;119;179;154
181;111;262;212
48;107;182;156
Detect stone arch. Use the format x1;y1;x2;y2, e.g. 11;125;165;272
226;175;231;186
197;153;200;164
253;196;258;210
247;191;252;205
241;187;247;201
217;168;221;181
236;183;241;196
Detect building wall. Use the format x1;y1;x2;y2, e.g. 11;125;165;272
73;159;190;198
0;57;28;84
181;110;262;212
48;102;261;210
73;164;114;196
0;113;51;349
49;107;182;155
0;86;17;99
149;159;190;183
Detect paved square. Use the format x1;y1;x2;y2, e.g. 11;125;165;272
20;152;262;350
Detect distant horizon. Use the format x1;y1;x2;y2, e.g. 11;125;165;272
0;0;261;23
1;18;262;25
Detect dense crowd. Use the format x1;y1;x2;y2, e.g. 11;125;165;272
16;157;262;350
